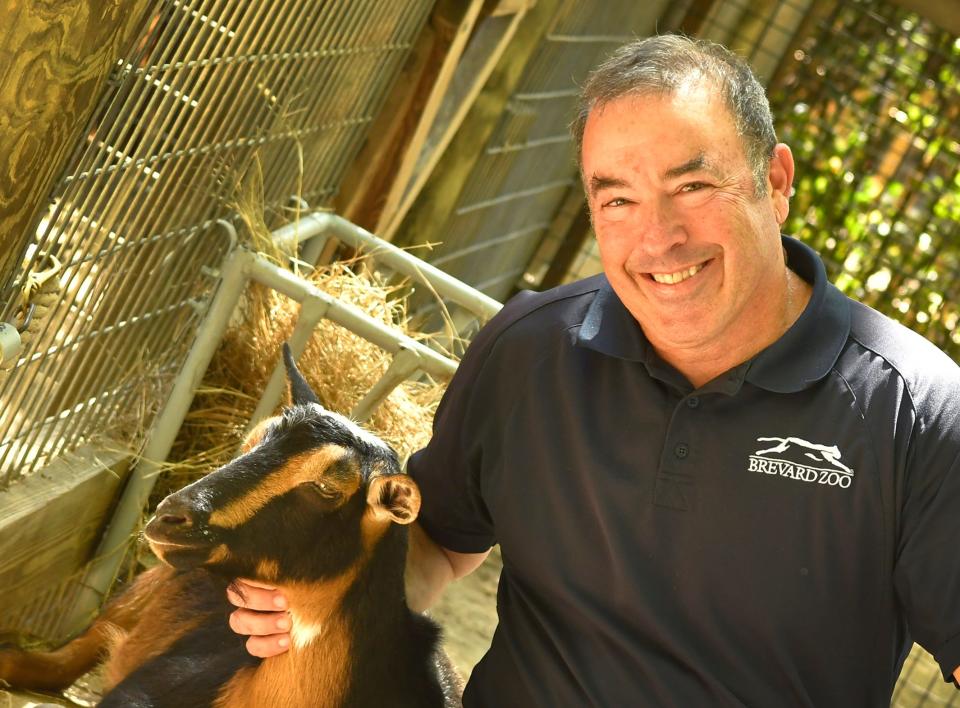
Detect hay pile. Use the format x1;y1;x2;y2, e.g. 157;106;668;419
157;249;450;507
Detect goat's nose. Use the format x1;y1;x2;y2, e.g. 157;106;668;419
154;495;195;529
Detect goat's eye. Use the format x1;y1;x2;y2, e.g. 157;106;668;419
310;481;339;499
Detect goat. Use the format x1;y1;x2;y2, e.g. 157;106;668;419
0;345;462;707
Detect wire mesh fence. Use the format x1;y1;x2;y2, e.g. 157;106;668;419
0;0;433;490
0;0;433;640
770;0;960;361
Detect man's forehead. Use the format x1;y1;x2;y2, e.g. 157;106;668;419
586;150;722;195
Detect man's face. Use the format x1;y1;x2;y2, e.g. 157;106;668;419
581;83;790;360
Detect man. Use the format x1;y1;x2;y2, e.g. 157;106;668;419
229;35;960;706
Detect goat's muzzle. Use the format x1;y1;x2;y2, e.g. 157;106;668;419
144;494;216;568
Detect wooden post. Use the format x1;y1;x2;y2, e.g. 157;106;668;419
0;443;131;639
335;0;487;232
390;0;564;252
889;0;960;37
0;0;155;310
374;0;531;238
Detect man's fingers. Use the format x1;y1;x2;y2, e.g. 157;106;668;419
245;634;291;659
227;581;288;611
228;607;291;637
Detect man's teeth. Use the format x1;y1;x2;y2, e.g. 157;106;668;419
650;263;705;285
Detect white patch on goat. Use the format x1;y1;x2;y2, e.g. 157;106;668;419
289;610;323;650
309;403;390;452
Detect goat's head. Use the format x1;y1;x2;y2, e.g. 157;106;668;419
143;344;420;583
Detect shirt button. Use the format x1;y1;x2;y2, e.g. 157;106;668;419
686;396;700;408
674;443;689;459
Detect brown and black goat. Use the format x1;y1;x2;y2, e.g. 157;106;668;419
0;345;461;707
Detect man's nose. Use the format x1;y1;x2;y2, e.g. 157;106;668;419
634;198;686;258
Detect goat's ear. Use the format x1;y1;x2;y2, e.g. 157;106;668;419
282;343;320;406
366;475;421;525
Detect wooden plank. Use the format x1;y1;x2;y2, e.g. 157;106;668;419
333;16;438;230
388;0;565;252
369;0;487;236
677;0;723;36
490;0;538;16
0;0;156;305
889;0;960;37
525;185;591;291
0;443;131;623
336;0;485;232
377;8;528;240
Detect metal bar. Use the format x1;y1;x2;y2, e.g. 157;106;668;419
513;88;580;101
486;134;571;154
545;33;639;43
246;256;459;380
1;0;239;476
431;222;549;266
455;178;577;215
350;346;422;423
272;211;503;320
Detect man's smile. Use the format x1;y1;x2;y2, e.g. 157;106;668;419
648;262;707;285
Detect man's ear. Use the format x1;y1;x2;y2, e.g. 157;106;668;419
768;143;795;225
366;475;421;525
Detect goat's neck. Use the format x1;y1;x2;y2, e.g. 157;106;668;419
217;537;412;707
215;568;366;708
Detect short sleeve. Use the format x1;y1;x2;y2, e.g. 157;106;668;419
893;386;960;685
407;291;538;554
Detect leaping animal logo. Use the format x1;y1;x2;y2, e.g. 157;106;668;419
754;437;853;474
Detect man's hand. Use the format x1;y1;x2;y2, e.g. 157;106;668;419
227;579;291;658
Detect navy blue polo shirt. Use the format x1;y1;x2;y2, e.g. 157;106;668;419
408;237;960;707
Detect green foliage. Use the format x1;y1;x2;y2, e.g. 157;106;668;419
768;0;960;360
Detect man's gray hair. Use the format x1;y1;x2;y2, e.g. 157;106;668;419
572;34;777;196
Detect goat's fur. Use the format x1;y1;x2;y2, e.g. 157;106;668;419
0;345;462;707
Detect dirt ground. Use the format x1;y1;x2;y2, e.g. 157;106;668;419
429;547;502;680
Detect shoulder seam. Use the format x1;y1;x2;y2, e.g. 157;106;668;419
846;331;920;424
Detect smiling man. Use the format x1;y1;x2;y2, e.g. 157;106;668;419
229;35;960;707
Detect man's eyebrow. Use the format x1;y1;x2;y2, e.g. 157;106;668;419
663;153;719;180
588;174;630;196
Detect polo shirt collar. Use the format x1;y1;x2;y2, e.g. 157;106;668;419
577;275;650;363
746;236;850;393
575;236;850;393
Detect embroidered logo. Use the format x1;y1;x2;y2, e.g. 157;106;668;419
747;436;854;489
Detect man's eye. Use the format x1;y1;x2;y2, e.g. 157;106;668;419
603;197;630;208
680;182;708;193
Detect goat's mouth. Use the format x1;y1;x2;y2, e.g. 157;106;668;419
144;517;215;557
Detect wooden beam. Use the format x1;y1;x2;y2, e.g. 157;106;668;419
889;0;960;37
366;0;488;236
0;443;131;637
539;192;592;291
377;7;528;240
389;0;564;252
0;0;155;313
335;0;486;232
677;0;723;36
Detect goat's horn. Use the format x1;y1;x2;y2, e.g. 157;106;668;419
282;343;321;406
